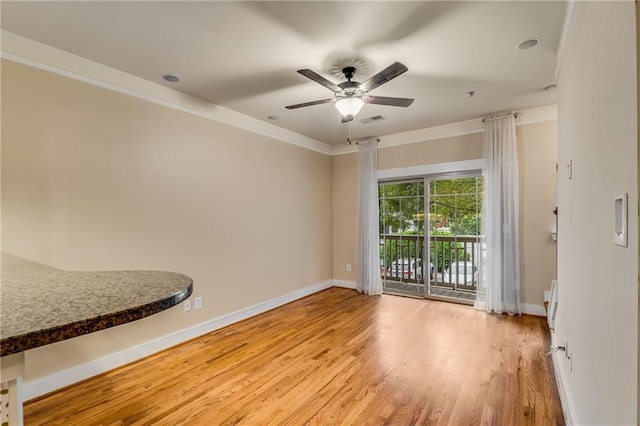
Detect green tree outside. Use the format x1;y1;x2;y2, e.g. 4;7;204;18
379;177;482;274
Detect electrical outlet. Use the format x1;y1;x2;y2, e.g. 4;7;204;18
195;297;202;310
346;264;352;272
184;300;191;312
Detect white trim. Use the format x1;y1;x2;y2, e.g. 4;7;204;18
0;30;331;156
521;303;547;317
555;0;577;80
1;30;558;159
377;159;485;181
473;300;546;317
334;280;545;316
21;276;547;401
331;105;558;156
332;279;357;289
330;117;483;156
23;279;334;401
552;339;576;425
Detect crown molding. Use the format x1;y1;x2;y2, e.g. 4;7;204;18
330;104;558;156
555;0;577;80
1;30;558;159
0;30;332;155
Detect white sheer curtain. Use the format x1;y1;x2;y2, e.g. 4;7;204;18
476;113;521;314
356;139;383;295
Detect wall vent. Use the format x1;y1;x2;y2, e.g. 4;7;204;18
360;115;386;124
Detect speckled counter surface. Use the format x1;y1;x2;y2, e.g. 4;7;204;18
0;253;193;356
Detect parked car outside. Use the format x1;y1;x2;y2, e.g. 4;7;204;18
443;261;477;284
386;258;434;281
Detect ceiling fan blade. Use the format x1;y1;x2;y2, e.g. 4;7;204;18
363;95;414;107
341;115;354;124
360;62;409;92
285;98;335;109
297;69;341;92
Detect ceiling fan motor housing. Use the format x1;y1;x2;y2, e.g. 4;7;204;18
338;80;362;95
342;66;357;81
338;67;361;96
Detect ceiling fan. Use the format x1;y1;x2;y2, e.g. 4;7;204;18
285;62;414;123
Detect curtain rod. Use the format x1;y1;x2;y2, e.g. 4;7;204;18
348;137;380;145
482;112;518;122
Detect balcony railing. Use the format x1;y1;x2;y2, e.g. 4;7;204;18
380;233;479;291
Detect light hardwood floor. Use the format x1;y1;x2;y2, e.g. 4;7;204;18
25;288;564;425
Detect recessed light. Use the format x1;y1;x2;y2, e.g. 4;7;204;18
516;38;541;50
162;74;180;83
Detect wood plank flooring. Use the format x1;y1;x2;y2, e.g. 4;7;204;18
24;288;565;425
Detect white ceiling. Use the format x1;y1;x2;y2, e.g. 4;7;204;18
1;1;567;146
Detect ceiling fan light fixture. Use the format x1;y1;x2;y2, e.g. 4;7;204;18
335;97;364;117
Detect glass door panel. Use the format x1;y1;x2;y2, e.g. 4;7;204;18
427;176;482;303
379;180;425;297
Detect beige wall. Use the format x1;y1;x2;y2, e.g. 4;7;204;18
332;122;557;308
331;152;358;282
2;59;332;380
2;54;558;390
378;133;483;170
517;121;558;306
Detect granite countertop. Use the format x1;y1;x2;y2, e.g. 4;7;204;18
0;253;193;356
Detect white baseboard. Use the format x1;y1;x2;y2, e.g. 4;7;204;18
22;279;546;400
23;279;334;401
521;303;547;317
332;279;357;289
551;337;576;425
476;303;545;316
332;280;545;316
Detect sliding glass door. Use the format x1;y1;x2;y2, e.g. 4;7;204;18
379;173;482;304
